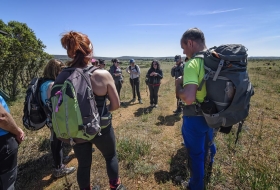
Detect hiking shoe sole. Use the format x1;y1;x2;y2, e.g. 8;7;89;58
53;166;76;178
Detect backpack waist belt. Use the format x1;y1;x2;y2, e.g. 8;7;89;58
183;104;203;116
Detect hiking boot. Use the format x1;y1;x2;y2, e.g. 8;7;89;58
132;98;136;102
150;104;154;107
154;104;158;108
111;184;126;190
139;99;143;104
53;165;76;178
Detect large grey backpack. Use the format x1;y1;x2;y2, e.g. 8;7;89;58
195;44;254;133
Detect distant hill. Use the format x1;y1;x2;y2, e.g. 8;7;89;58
52;55;280;61
52;55;181;61
248;56;280;60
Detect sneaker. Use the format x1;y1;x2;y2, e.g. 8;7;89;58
53;165;76;178
154;104;158;108
139;99;143;104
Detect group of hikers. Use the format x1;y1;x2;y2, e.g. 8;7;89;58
0;27;251;190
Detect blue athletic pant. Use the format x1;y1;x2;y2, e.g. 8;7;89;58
181;116;216;190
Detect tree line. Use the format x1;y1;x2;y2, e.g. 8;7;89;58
0;20;52;100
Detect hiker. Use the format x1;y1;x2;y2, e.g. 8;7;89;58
91;58;100;67
98;59;106;69
0;95;25;190
109;59;123;104
126;59;143;104
60;31;125;190
171;55;184;114
40;59;76;178
146;60;163;108
175;28;216;190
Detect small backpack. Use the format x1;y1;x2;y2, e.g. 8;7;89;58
195;44;254;135
22;78;48;131
50;66;101;146
129;65;138;72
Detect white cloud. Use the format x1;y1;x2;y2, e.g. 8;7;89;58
189;8;243;16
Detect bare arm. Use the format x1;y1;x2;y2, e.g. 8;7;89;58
0;104;25;143
175;77;197;105
126;66;130;74
91;70;120;111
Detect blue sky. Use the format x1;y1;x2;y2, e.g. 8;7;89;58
1;0;279;57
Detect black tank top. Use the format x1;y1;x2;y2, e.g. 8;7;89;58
95;94;108;116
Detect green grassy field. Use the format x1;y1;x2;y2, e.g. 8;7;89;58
8;59;280;189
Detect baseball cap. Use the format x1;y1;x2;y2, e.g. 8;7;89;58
174;55;181;61
129;59;135;63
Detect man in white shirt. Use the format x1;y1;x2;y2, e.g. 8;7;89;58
126;59;143;104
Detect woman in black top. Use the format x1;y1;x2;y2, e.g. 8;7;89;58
109;59;123;100
146;60;163;108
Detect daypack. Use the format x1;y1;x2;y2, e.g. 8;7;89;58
129;65;139;73
22;78;48;131
195;44;254;134
50;66;102;146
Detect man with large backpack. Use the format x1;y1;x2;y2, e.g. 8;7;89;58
0;95;25;190
175;28;216;190
126;59;143;104
171;55;184;114
175;28;254;189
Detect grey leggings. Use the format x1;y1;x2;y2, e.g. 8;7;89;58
73;126;119;189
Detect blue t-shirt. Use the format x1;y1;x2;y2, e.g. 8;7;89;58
40;80;53;105
0;95;10;136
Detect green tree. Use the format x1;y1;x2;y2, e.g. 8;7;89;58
0;20;52;100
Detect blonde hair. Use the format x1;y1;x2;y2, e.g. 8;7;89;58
60;31;93;67
43;59;65;80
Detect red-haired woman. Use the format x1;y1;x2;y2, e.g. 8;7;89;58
58;31;125;190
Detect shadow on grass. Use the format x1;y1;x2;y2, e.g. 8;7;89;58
154;147;189;185
156;114;181;126
133;106;154;117
120;99;139;108
15;139;75;189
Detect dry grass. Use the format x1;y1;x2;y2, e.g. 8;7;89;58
8;60;280;189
